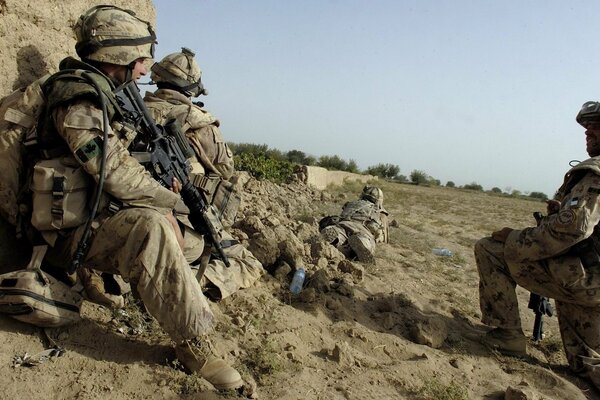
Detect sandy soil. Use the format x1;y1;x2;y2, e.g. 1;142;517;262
0;179;598;400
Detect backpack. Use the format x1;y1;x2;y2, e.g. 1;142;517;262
0;245;83;327
0;75;50;226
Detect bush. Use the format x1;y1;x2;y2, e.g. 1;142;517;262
285;149;316;166
317;155;359;173
234;153;294;183
490;187;502;193
529;191;548;201
410;170;430;185
446;181;455;188
462;182;483;191
365;163;401;180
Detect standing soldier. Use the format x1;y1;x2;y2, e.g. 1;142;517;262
26;6;243;390
144;48;263;301
319;186;389;264
474;101;600;390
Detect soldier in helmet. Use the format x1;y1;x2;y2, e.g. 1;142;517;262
28;6;243;391
143;48;263;301
319;186;389;264
473;101;600;390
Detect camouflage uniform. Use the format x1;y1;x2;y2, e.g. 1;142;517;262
475;157;600;387
144;52;263;299
321;188;389;262
27;7;244;390
40;58;214;342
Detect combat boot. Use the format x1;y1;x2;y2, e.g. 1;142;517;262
175;338;243;390
348;234;375;264
481;327;527;356
78;268;124;309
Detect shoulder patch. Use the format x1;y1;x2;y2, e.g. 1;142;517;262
557;209;576;226
75;137;103;164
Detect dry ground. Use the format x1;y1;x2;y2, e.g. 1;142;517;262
0;179;598;400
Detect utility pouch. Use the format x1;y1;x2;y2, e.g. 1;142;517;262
0;245;82;327
190;174;240;226
30;157;91;231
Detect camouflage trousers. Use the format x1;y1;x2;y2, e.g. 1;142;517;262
51;208;214;343
475;237;600;387
181;224;264;300
321;220;376;258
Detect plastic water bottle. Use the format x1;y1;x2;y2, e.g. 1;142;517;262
432;248;453;257
289;267;306;295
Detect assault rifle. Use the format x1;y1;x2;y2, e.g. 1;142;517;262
527;292;553;341
113;80;230;267
527;211;553;341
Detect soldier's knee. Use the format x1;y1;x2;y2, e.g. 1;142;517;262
474;237;493;257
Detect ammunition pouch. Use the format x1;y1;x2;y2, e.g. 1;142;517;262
190;173;240;226
30;157;92;231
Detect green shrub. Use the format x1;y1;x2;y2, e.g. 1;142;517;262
446;181;455;188
462;182;483;191
529;191;548;201
490;187;502;193
410;169;431;185
365;163;401;179
234;153;294;183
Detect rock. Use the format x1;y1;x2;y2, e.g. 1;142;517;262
336;280;355;297
236;215;265;235
331;342;354;368
409;316;448;349
309;268;331;292
299;287;317;303
320;191;333;201
273;262;292;281
337;260;364;283
390;219;399;227
505;385;537;400
247;230;280;267
316;257;329;269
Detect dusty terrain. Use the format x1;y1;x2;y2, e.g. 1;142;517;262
1;177;598;400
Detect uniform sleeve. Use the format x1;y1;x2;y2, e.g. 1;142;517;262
54;101;179;213
186;124;235;180
504;172;600;262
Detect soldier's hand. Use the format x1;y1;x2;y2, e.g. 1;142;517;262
171;177;182;194
491;227;513;243
546;200;560;215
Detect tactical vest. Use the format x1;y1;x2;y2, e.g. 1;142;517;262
340;199;380;223
37;66;120;158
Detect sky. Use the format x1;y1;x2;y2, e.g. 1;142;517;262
150;0;600;197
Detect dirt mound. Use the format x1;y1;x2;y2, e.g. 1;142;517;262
1;176;597;399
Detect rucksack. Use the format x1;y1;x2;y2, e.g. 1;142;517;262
0;245;83;327
0;75;50;226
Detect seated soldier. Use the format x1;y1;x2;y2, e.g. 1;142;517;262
143;48;263;300
319;186;389;263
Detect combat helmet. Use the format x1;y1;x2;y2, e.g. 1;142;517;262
151;48;207;97
361;186;384;206
576;101;600;128
74;5;156;66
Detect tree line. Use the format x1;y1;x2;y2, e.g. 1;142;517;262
228;142;548;200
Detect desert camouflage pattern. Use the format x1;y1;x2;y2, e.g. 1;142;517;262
144;88;261;298
475;156;600;387
74;5;154;66
144;89;233;179
320;198;389;259
48;207;214;341
182;226;263;300
150;50;201;86
41;88;214;340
